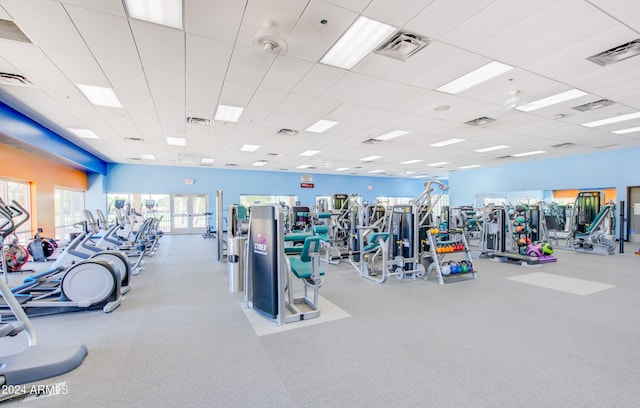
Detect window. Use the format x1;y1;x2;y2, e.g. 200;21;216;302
0;178;32;244
54;187;85;242
107;193;171;233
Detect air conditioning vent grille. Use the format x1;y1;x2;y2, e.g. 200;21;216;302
277;128;299;135
187;117;211;126
572;99;615;112
0;72;33;87
587;39;640;66
375;31;429;61
363;138;382;145
465;116;496;126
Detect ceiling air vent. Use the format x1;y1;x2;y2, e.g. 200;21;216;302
363;138;382;145
465;116;496;126
186;117;211;126
551;142;575;149
128;157;142;161
375;31;429;61
225;163;238;167
597;144;618;149
277;128;299;136
572;99;615;112
125;137;144;142
587;38;640;66
0;72;33;87
0;19;32;43
267;152;282;157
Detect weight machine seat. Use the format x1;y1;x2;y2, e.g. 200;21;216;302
363;232;389;252
317;212;332;219
288;237;325;280
312;225;330;242
284;232;314;242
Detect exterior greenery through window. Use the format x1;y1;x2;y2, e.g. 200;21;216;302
0;177;31;244
54;187;84;242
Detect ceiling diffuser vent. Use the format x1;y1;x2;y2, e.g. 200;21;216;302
465;116;496;126
125;137;144;142
128;157;142;161
551;142;575;149
587;39;640;66
0;72;33;87
363;138;382;145
225;163;238;167
375;31;429;61
597;144;618;149
0;19;32;43
572;99;615;112
186;117;211;126
277;128;299;135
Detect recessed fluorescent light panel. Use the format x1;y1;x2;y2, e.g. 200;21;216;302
240;144;260;152
201;158;215;164
374;130;409;141
166;137;186;146
429;138;465;147
511;150;546;157
516;89;588;112
68;128;99;139
123;0;183;29
335;167;350;171
296;164;313;169
320;16;397;70
613;126;640;134
582;111;640;128
305;120;338;133
428;161;449;167
474;145;509;153
459;164;480;169
360;155;382;161
368;169;384;173
252;160;268;166
139;154;155;160
299;150;321;156
214;105;244;122
76;84;123;108
401;159;422;164
436;61;513;94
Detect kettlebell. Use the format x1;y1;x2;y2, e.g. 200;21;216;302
460;261;469;273
441;262;451;275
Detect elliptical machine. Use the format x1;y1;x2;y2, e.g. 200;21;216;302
0;200;123;319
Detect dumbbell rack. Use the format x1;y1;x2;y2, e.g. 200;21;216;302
424;229;477;284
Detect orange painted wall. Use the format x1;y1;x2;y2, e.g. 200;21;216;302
0;142;87;235
553;188;616;202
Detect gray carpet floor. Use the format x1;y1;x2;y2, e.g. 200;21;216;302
2;236;640;407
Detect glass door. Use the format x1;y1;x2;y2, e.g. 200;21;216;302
171;194;208;234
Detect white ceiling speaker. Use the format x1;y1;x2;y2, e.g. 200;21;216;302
251;20;288;54
503;90;526;109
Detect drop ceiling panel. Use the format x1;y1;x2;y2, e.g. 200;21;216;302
383;41;463;87
260;56;314;93
364;0;433;27
323;0;371;13
298;98;342;118
217;81;257;107
590;0;640;30
184;0;244;43
347;79;426;110
59;0;125;16
98;60;148;93
322;72;378;102
285;0;358;63
475;2;618;65
66;5;140;65
441;0;557;52
117;90;164;140
404;0;497;40
186;34;234;80
186;74;222;119
293;63;347;97
225;45;277;87
45;50;108;87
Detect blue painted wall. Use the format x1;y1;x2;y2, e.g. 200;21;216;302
448;147;637;207
104;163;442;210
